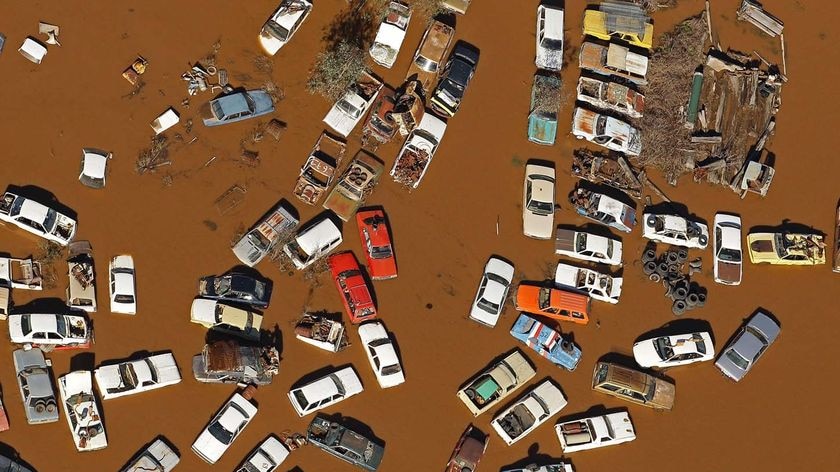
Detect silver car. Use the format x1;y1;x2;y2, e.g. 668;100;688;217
12;348;59;424
715;311;780;381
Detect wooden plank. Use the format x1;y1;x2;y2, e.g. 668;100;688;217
834;202;840;273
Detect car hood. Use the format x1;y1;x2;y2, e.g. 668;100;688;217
193;429;226;463
523;211;554;239
650;379;676;409
632;341;661;366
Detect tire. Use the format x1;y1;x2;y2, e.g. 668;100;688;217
677;249;688;263
657;262;669;276
697;293;707;307
686;292;700;307
664;282;674;298
35;402;46;413
643;261;657;275
672;299;687;316
666;252;679;265
699;234;709;246
641;248;656;263
673;286;688;300
646;215;657;226
649;272;662;283
667;263;680;275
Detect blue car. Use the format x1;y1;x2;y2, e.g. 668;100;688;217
202;90;275;126
509;313;581;371
527;74;560;145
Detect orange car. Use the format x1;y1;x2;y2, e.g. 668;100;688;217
515;285;590;325
329;251;378;324
356;209;398;280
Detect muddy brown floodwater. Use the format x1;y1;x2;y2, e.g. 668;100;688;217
0;0;837;471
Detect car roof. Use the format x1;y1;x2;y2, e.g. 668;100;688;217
82;150;108;178
296;218;342;255
718;224;741;248
748;312;781;342
271;1;311;29
113;272;135;295
215;93;250;115
371;341;400;367
540;6;565;39
416;113;447;139
485;257;515;280
19;199;50;223
28;313;60;332
217;403;248;431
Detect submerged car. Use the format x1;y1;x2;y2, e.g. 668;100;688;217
329;251;377;324
643;212;709;249
509;313;582;371
456;350;536;417
569;187;636;233
323;72;383;137
78;148;110;189
235;436;289;472
202;90;274;127
258;0;313;55
192;339;280;386
554;263;622;304
358;321;405;388
405;20;455;92
369;1;411;68
283;216;344;270
288;366;364;417
633;332;714;368
93;353;181;400
583;7;654;49
747;232;826;265
0;191;77;245
515;285;591;325
120;438;180;472
715;311;780;381
572;107;642;156
445;425;487;472
713;213;743;285
307;414;384;471
231;203;298;267
491;380;567;445
109;255;137;315
192;391;258;464
198;273;270;309
356;209;398;280
58;370;107;452
502;463;573;472
556;411;636;453
8;313;92;349
468;257;515;327
430;43;479;117
592;361;675;411
527;74;561;145
390;113;447;188
12;348;59;424
523;163;556;239
190;298;263;341
555;229;623;266
535;4;564;71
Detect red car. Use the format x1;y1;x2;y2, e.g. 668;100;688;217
329;251;378;324
356;209;398;280
445;425;487;472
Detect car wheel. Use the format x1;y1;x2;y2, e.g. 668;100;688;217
646;215;657;226
698;234;709;246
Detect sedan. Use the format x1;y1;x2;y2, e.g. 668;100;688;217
258;0;313;55
490;380;567;445
192;391;258;464
78;149;110;189
713;213;743;285
287;366;364;417
202;90;274;127
358;322;405;388
94;353;181;400
523;163;556;239
190;298;263;341
430;43;479;117
235;436;289;472
356;209;398;280
0;191;77;246
535;5;564;71
468;257;515;327
109;255;137;314
198;273;270;309
716;311;780;381
329;252;378;324
633;332;714;368
642;212;709;249
8;313;92;349
13;348;59;424
554;229;623;266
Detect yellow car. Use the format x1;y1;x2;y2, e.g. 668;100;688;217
747;232;827;265
583;10;654;49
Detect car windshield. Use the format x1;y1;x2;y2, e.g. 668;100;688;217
212;102;225;119
477;294;500;314
265;20;291;41
115;294;135;304
208;420;235;444
371;244;393;260
293;390;310;410
382;364;402;376
577;234;587;252
43;209;57;232
654;337;674;360
538;288;551;309
119;363;139;388
337;99;363;118
718;248;741;262
415;55;436;72
55;316;68;336
606;241;614;258
595;115;607;135
247;231;271;251
20;316;32;336
725;349;750;369
745;326;769;345
540;37;563;50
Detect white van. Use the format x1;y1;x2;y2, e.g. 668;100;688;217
283;217;342;269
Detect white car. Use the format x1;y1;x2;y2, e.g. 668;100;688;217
633;332;714;368
390;113;447;188
121;438;180;472
109;255;137;314
78;149;110;189
523;164;556;239
358;322;405;388
535;5;564;71
556;411;635;453
8;313;92;348
236;436;290;472
287;366;363;417
369;1;412;68
469;257;515;327
643;212;709;249
258;0;313;55
572;107;641;156
713;213;743;285
0;191;77;245
58;371;108;452
554;229;623;266
323;72;383;137
554;263;622;304
190;298;263;341
491;380;567;445
192;391;258;464
94;353;181;400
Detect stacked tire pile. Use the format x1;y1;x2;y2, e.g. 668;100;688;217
641;243;707;316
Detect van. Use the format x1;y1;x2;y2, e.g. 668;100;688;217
514;285;591;325
591;361;675;411
283;217;343;270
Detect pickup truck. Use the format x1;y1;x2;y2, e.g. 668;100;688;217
577;76;644;119
528;74;561;145
509;313;581;371
323;72;383;137
66;241;97;312
192;339;280;386
579;42;648;85
369;1;411;68
294;132;347;205
0;191;77;245
456;350;536;416
322;151;384;221
232;203;298;267
572;107;642;156
390;113;447;188
555;411;636;453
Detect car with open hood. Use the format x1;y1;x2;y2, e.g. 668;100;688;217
0;190;76;245
643;212;709;249
307;414;384;471
554;263;622;304
258;0;313;55
198;273;270;309
456;350;536;416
